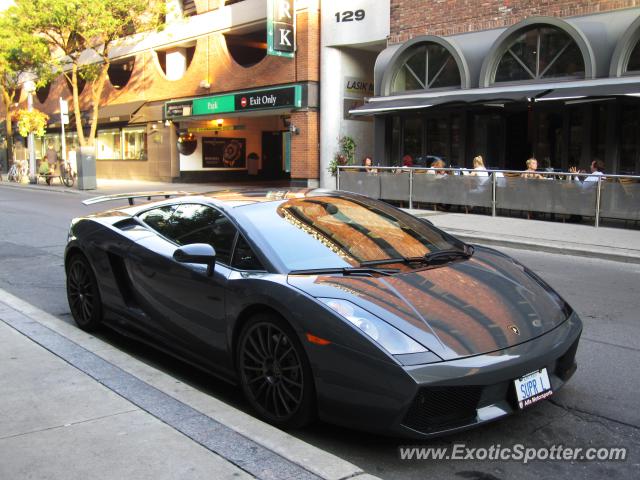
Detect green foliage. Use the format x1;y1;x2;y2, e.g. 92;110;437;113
0;9;50;129
328;136;357;176
10;0;165;145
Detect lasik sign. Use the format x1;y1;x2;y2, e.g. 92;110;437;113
268;0;295;58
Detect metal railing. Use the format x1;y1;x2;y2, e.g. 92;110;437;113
336;166;640;227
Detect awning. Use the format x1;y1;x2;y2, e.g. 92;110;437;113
534;80;640;102
350;87;550;115
351;76;640;115
130;101;165;124
96;100;146;123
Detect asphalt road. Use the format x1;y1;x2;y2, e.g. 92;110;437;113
1;184;638;479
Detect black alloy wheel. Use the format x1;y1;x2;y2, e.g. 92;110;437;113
66;254;103;331
237;314;315;428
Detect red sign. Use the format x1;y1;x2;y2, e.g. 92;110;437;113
240;97;247;108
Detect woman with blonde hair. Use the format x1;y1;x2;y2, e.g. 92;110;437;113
470;155;488;177
521;158;544;179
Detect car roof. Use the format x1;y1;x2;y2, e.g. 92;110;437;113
91;187;342;218
198;187;333;208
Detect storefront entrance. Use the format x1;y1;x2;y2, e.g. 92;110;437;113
261;131;289;179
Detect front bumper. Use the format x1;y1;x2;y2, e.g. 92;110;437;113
316;312;582;439
394;312;582;438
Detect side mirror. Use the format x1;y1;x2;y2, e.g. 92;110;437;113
173;243;216;276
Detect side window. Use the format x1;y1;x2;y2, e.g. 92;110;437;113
167;204;237;265
138;206;176;236
232;235;265;271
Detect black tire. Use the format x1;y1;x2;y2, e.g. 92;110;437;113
237;313;315;429
66;253;103;331
62;172;74;187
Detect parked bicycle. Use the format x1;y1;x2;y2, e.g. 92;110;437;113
7;160;28;183
60;161;76;187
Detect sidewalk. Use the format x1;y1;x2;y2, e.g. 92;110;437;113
405;209;640;264
0;178;292;197
0;289;377;480
2;178;639;263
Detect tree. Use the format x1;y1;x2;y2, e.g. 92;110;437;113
15;0;164;147
0;11;49;163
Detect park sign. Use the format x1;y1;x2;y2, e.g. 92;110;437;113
164;85;303;119
267;0;295;58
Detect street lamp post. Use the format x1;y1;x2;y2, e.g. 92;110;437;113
23;80;37;183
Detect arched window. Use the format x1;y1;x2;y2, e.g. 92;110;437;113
154;42;196;81
108;57;135;89
391;43;461;93
493;26;585;83
625;37;640;73
224;29;267;68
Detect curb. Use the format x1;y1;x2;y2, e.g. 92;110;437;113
445;230;640;265
0;288;379;480
0;181;84;195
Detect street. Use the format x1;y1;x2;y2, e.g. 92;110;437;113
0;185;638;479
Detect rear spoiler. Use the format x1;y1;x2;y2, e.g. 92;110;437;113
83;191;194;206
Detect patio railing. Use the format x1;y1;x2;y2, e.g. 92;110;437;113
336;166;640;227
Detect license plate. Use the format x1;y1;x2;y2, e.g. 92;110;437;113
514;368;553;409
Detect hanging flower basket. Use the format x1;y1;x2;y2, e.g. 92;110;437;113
15;109;49;138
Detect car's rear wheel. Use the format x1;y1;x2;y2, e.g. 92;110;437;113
66;253;103;331
237;313;315;428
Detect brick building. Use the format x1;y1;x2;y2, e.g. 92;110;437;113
353;1;640;175
7;0;320;184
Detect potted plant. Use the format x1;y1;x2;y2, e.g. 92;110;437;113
328;136;357;186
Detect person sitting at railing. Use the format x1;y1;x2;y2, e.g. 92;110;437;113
469;155;489;177
402;154;414;168
363;156;377;173
426;158;447;175
521;158;544;179
569;159;605;183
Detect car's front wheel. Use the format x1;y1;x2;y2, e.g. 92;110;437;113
66;253;103;332
237;313;315;429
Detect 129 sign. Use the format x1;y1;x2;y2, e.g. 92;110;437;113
335;10;365;22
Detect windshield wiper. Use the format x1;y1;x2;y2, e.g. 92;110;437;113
423;247;473;264
288;266;399;276
359;245;474;267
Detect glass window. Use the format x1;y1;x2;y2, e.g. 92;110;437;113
65;132;79;159
123;127;147;160
620;104;640;174
237;196;464;271
34;136;43;160
403;116;423;161
568;108;583;169
391;43;461;93
139;206;177;236
626;38;640;73
425;116;449;162
153;204;237;265
43;134;62;160
494;26;585;83
97;129;122;159
232;235;264;271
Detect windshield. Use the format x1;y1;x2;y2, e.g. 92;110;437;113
236;195;465;271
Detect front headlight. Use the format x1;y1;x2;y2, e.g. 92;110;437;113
319;298;427;355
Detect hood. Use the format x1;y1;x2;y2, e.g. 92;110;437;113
288;246;571;361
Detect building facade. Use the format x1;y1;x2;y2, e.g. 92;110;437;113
354;1;640;176
318;0;389;188
8;0;320;184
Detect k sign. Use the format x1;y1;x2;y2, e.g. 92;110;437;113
268;0;296;58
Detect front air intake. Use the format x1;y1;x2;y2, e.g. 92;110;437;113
402;386;483;433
